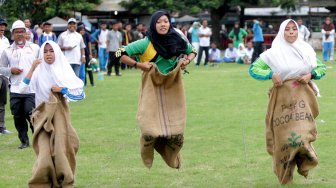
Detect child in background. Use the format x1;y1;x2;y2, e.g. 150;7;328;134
223;42;237;63
208;42;221;64
236;43;251;64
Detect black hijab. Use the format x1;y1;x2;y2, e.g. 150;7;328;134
147;10;187;59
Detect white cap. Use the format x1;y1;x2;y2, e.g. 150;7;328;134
11;20;26;32
68;18;77;24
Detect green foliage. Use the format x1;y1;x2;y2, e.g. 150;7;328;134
273;0;297;11
0;0;101;25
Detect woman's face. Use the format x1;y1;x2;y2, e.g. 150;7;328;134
284;21;298;43
155;15;170;35
44;43;55;64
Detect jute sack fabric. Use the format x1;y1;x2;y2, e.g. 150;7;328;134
137;62;185;169
29;92;79;188
265;80;319;185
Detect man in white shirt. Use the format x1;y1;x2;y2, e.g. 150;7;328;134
58;18;86;77
196;20;212;66
297;18;310;42
0;20;40;148
91;21;109;71
0;18;12;135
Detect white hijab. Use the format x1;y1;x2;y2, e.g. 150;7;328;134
260;19;317;81
31;41;84;105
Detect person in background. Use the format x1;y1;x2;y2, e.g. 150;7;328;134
321;17;335;62
196;19;212;66
58;18;86;77
34;23;43;38
246;40;254;60
121;23;134;69
249;19;326;185
188;22;201;62
133;23;145;41
106;21;122;76
208;42;221;63
251;19;264;62
0;20;40;149
0;18;12;135
297;18;310;42
38;22;57;46
24;18;38;44
236;43;250;64
228;22;248;48
223;42;237;63
78;23;94;86
91;21;109;71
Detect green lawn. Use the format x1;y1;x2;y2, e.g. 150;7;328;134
1;55;335;188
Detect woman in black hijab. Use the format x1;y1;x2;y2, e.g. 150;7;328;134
115;10;197;169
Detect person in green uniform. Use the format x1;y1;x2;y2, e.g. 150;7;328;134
115;10;197;169
249;19;326;185
228;22;248;48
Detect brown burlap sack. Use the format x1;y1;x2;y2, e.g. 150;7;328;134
137;62;185;169
28;92;80;188
265;80;319;185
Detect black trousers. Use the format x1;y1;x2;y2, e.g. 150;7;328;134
85;56;94;86
252;41;264;63
196;46;209;66
107;51;120;75
9;93;35;144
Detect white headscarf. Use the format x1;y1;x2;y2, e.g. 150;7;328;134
31;41;84;105
260;19;317;81
237;43;248;57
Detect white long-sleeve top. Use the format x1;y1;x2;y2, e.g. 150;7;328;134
0;42;39;94
298;25;310;41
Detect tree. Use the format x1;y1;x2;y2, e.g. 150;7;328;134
1;0;101;25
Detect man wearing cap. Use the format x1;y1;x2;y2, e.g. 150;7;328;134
58;18;86;77
38;22;57;46
0;18;12;135
0;20;40;148
91;21;109;72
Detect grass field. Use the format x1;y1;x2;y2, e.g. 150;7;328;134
0;55;335;188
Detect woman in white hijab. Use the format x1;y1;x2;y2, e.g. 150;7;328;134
249;19;326;185
236;43;250;64
20;41;85;105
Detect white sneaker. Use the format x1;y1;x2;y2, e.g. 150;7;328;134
0;129;13;134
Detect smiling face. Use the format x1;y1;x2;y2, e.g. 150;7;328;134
155;15;170;35
44;43;55;64
284;21;298;43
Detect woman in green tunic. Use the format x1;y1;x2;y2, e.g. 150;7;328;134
228;22;248;48
115;10;197;169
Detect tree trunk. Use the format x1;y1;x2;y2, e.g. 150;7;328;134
210;4;229;49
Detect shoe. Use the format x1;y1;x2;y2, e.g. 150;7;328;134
0;129;13;134
18;142;29;149
116;74;122;76
105;73;111;76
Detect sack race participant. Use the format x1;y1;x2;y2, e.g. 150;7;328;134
249;19;326;184
115;10;197;169
19;41;85;187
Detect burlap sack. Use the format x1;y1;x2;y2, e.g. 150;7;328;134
137;62;185;169
265;80;319;185
28;92;80;188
